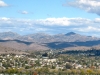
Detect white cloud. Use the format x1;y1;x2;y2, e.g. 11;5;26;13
21;11;28;14
74;26;100;32
18;10;34;15
67;0;100;15
0;0;8;7
1;17;10;21
0;17;100;36
37;17;71;26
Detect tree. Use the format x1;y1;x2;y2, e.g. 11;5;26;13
65;63;73;69
42;52;48;57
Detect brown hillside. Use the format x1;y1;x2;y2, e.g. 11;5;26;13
0;45;27;54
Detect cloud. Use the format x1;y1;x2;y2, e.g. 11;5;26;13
18;10;34;15
66;0;100;16
74;26;100;32
0;0;8;7
21;11;28;14
1;17;10;20
36;17;71;26
0;17;100;36
18;10;29;14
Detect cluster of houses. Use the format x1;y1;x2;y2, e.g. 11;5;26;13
1;50;100;71
0;50;85;70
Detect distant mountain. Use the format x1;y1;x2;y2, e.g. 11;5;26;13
0;32;99;43
65;32;76;36
22;33;52;43
23;32;100;43
0;32;20;40
0;32;100;51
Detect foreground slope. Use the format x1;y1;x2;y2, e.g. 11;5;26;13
0;40;49;51
0;45;27;54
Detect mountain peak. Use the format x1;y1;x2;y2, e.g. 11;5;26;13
0;31;19;35
65;32;76;36
0;31;20;39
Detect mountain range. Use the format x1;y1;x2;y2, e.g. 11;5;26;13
0;31;100;51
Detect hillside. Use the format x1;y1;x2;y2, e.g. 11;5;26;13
0;40;49;51
0;32;100;51
0;45;27;54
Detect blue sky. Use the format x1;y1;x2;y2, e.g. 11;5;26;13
0;0;100;37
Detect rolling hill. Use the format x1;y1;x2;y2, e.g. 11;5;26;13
0;32;100;51
0;45;27;54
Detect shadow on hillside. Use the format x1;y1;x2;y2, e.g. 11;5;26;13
0;40;100;49
45;40;100;49
0;40;33;45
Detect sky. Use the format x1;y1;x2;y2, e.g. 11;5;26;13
0;0;100;37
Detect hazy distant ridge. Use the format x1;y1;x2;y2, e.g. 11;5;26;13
0;32;99;43
0;32;100;51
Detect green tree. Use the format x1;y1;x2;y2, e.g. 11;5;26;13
65;63;73;69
